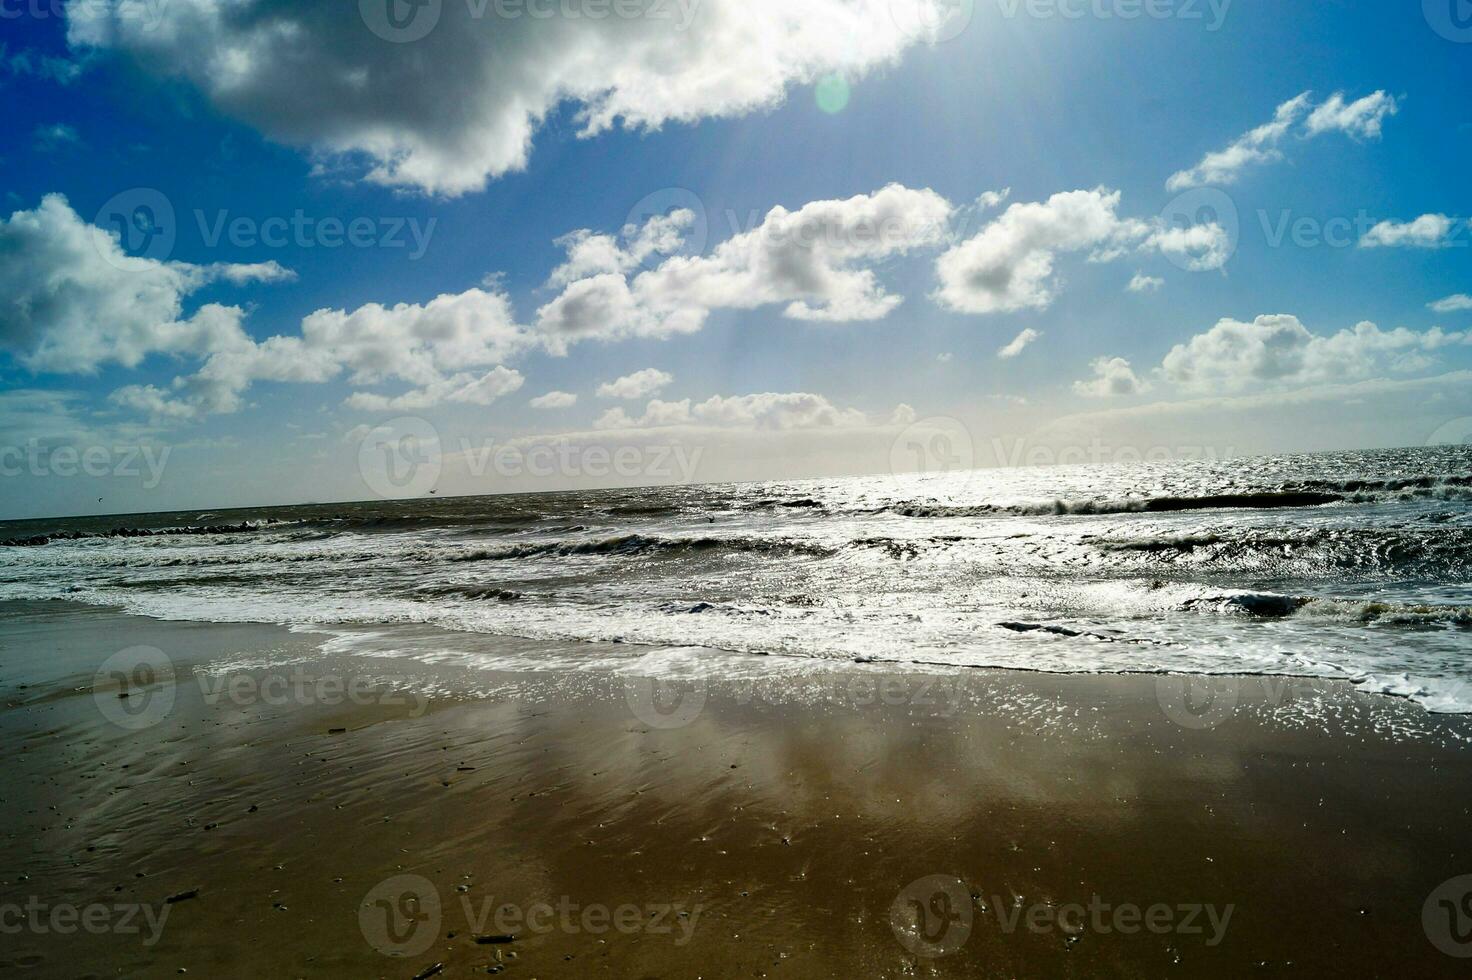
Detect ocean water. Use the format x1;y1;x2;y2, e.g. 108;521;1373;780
4;446;1472;712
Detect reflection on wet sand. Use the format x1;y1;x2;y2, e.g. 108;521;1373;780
3;603;1471;977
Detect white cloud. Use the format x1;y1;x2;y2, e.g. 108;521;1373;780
1360;214;1458;249
540;183;953;349
547;210;695;288
33;123;81;151
530;390;579;409
932;188;1223;314
1128;273;1164;293
344;366;524;412
1430;294;1472;314
298;289;527;388
3;47;83;84
997;328;1040;359
1160;314;1469;392
1142;222;1232;272
186;288;532;418
107;286;534;421
935;189;1139;314
1304;91;1400;140
597;368;673;400
68;1;940;196
0;194;288;375
1074;357;1150;398
976;189;1011;211
596;391;870;430
936;352;953;363
1166;91;1397;191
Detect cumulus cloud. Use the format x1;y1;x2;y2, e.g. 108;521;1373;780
548;210;695;288
1073;357;1150;398
540;183;953;349
1167;91;1397;191
1304;91;1401;139
0;194;288;375
596;391;870;430
172;288;533;418
1128;273;1164;293
932;188;1224;315
1430;294;1472;314
597;368;673;400
1360;214;1458;249
68;0;941;196
1160;314;1470;392
344;366;524;411
997;328;1040;359
529;390;578;409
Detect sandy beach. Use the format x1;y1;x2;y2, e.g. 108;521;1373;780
2;599;1471;977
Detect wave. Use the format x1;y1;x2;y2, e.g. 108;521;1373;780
880;490;1345;519
414;585;525;602
1093;526;1472;578
0;521;275;548
446;534;837;562
1178;589;1472;626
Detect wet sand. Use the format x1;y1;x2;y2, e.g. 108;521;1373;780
3;599;1472;977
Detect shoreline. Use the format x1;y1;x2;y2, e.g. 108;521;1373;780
3;600;1472;975
8;594;1472;719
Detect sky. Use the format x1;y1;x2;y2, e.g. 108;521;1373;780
1;0;1470;518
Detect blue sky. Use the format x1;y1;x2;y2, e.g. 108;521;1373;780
1;1;1470;517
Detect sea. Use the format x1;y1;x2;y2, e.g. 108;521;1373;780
3;446;1471;713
